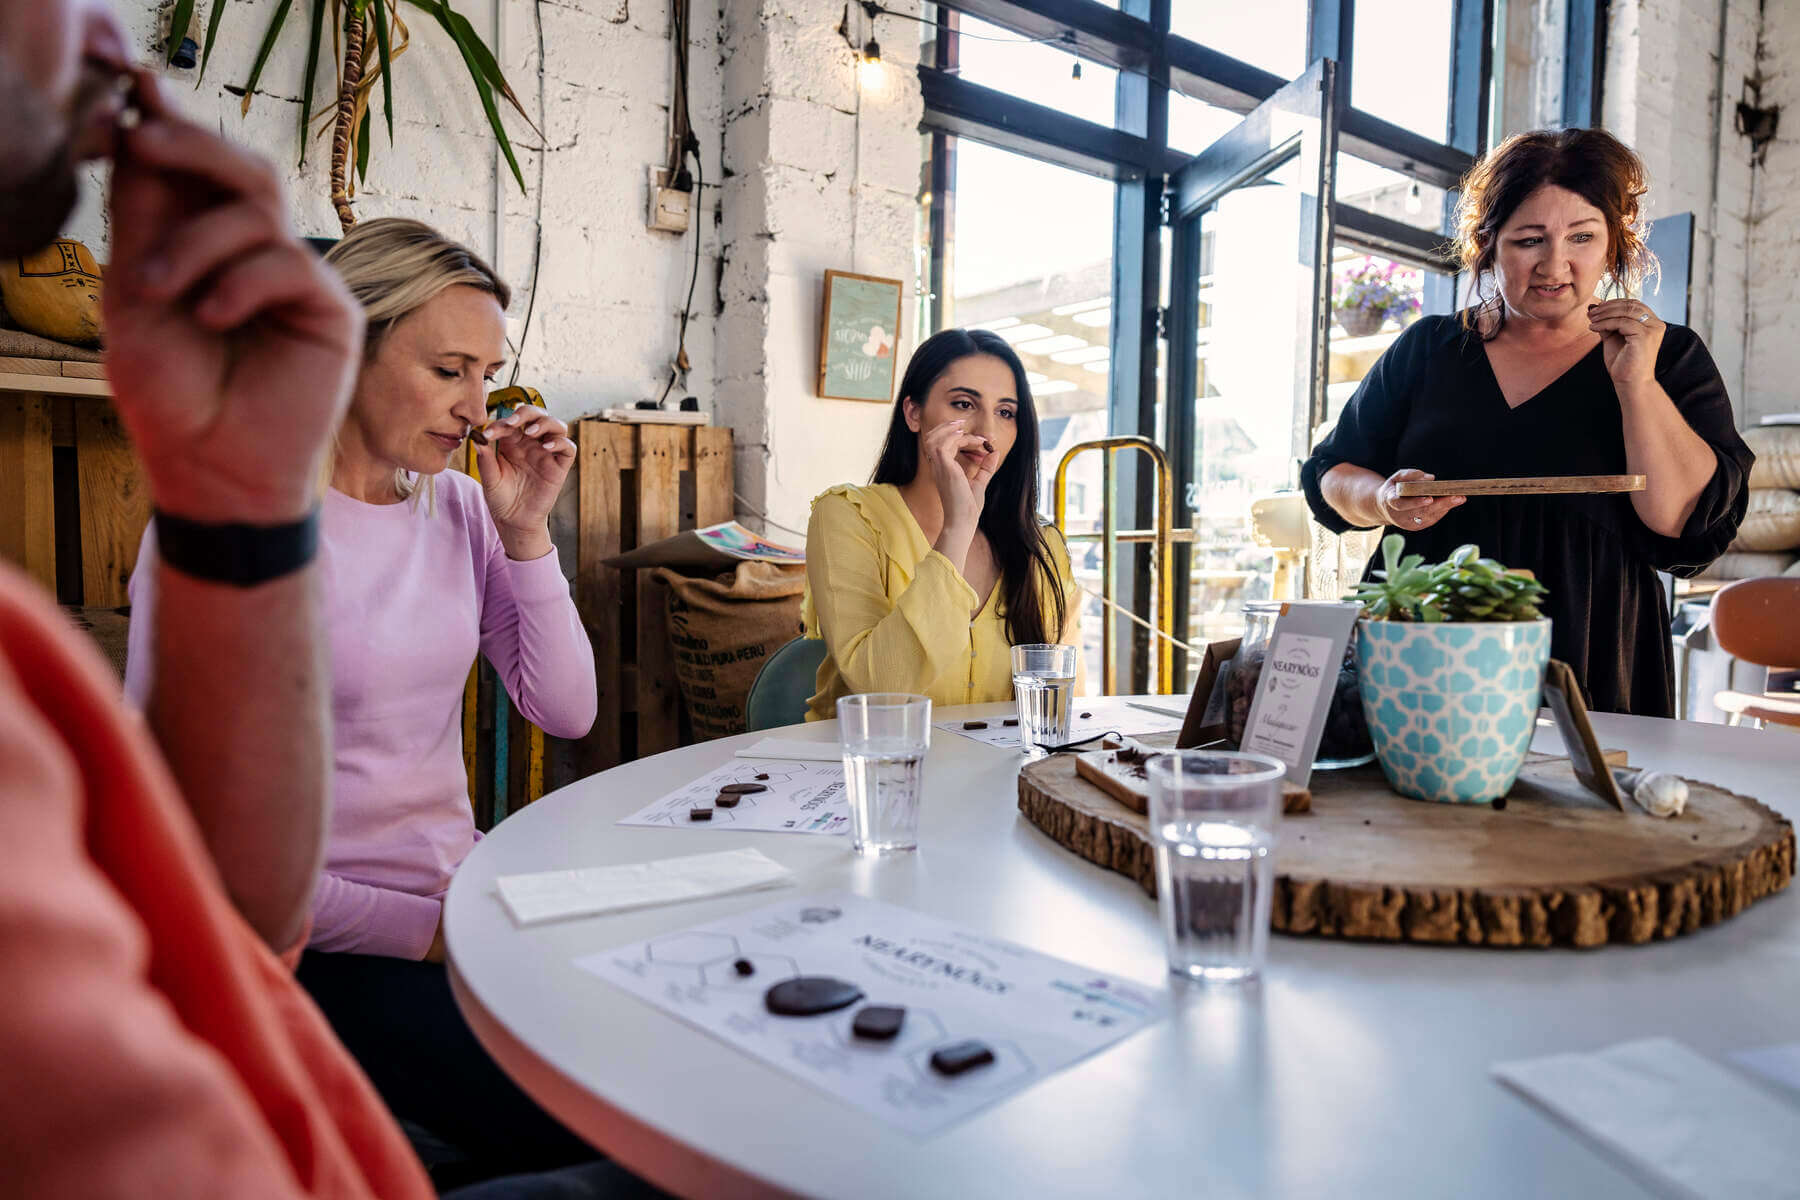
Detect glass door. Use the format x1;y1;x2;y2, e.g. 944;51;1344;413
1167;59;1340;678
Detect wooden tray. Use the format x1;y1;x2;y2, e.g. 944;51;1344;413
1393;474;1645;497
1019;741;1794;948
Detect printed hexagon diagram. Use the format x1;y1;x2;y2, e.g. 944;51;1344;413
644;931;741;970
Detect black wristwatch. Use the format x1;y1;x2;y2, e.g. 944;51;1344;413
154;507;320;587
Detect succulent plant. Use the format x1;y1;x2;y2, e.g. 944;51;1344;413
1350;535;1548;623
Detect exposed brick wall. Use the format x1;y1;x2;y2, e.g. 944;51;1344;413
1745;0;1800;425
70;0;722;426
72;0;922;536
1603;0;1760;418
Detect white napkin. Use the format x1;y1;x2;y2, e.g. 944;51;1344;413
1493;1037;1800;1199
495;848;795;927
734;737;843;762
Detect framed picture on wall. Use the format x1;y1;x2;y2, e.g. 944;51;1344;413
817;269;903;402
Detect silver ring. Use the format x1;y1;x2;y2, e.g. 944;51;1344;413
1413;516;1423;525
1636;312;1651;324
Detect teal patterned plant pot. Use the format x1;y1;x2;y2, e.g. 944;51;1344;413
1355;619;1552;804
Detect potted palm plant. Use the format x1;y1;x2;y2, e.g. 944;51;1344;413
1350;537;1551;804
169;0;537;232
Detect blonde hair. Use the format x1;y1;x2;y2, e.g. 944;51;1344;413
323;219;511;506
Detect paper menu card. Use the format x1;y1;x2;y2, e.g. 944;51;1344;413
1239;602;1361;785
1494;1037;1800;1199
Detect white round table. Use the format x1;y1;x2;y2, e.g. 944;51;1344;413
446;701;1800;1199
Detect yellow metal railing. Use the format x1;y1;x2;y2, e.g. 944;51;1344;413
1052;436;1193;694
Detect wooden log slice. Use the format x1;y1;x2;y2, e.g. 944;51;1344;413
1018;745;1794;949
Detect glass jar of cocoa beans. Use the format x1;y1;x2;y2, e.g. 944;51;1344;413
1223;601;1374;770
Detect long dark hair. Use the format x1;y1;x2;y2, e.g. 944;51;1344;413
870;329;1067;647
1452;127;1657;340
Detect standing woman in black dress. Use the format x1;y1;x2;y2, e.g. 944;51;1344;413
1302;128;1753;715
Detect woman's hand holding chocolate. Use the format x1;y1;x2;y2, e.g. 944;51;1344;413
923;417;996;534
474;402;575;560
103;70;362;525
1588;298;1664;396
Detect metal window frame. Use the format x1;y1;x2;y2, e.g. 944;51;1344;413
914;0;1588;688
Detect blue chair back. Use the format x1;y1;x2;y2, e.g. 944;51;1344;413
744;637;829;731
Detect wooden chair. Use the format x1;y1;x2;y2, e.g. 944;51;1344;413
1709;578;1800;729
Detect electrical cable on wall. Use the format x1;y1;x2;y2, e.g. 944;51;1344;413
506;0;549;388
655;0;705;409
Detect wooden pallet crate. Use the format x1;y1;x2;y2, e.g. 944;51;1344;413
572;419;734;776
0;358;147;608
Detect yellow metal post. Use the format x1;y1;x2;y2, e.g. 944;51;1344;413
1052;436;1184;693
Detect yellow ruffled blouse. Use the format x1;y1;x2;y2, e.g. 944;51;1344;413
801;483;1081;721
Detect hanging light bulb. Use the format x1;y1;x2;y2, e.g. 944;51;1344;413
1406;180;1423;215
859;37;885;88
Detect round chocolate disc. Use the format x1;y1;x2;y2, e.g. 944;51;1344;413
719;782;769;795
764;976;865;1017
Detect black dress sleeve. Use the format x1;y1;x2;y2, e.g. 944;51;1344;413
1624;326;1755;577
1299;317;1436;533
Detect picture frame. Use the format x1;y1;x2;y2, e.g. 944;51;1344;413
817;269;903;403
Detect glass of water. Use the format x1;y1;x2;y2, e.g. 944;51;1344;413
1145;750;1286;983
1011;643;1078;755
836;693;931;855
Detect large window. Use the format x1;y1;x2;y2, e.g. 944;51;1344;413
920;134;1117;684
917;1;1601;692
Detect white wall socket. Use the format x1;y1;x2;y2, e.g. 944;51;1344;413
647;166;692;234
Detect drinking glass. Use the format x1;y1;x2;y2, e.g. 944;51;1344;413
836;693;931;855
1011;643;1078;754
1145;750;1286;982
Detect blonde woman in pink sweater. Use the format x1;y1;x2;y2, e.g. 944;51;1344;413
126;219;603;1186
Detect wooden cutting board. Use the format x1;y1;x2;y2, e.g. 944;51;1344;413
1019;739;1794;948
1393;474;1645;497
1073;744;1312;814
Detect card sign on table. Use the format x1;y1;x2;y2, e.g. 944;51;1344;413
1541;658;1625;811
576;892;1166;1137
1239;602;1361;785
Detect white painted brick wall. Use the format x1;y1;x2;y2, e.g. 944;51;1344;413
1604;0;1761;422
69;0;923;537
1745;0;1800;424
717;0;923;538
72;0;724;428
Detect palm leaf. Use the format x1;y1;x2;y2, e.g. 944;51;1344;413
198;0;232;80
436;1;542;137
356;105;372;182
414;2;526;190
166;0;197;65
371;0;397;141
239;0;296;116
402;0;542;138
297;0;328;165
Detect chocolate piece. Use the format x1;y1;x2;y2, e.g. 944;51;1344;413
1002;718;1019;727
929;1040;995;1076
469;424;489;446
764;976;864;1017
733;958;755;977
851;1005;906;1041
688;806;712;821
714;793;740;808
962;720;989;730
755;773;770;781
719;782;768;795
1080;711;1093;720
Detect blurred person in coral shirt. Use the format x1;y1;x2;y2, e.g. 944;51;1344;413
0;4;647;1197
